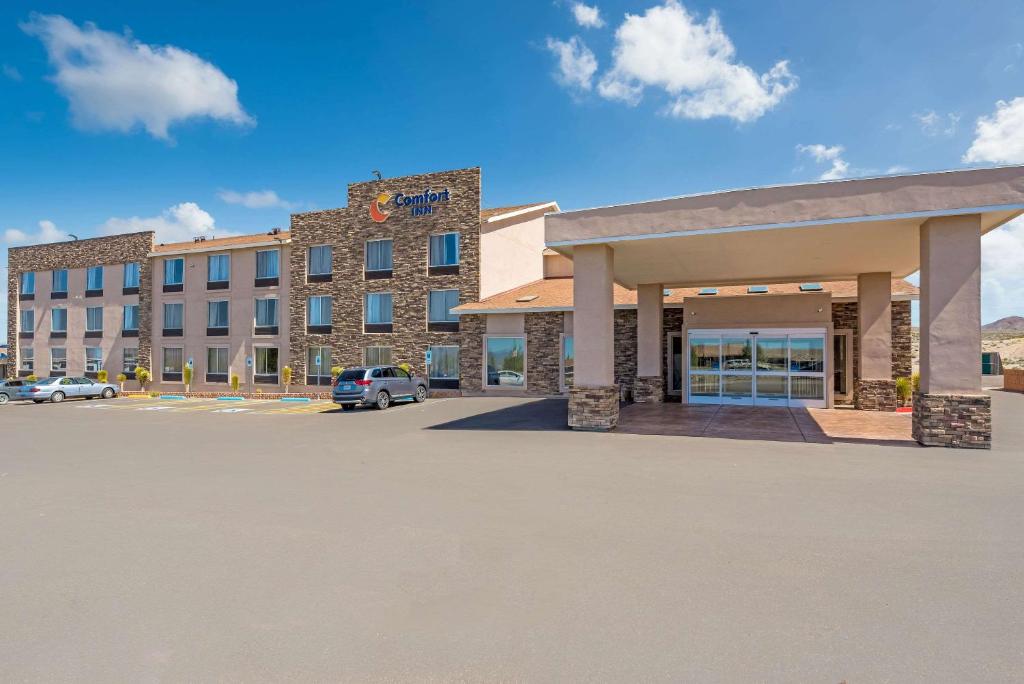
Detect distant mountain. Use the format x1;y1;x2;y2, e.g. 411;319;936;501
982;316;1024;332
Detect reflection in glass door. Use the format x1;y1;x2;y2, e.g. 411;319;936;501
721;336;753;405
754;336;788;406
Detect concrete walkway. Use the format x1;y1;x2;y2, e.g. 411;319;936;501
618;403;914;445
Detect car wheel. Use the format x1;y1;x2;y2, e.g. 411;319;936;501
101;388;115;399
414;385;427;403
341;404;356;411
375;391;391;410
0;394;8;406
50;391;65;403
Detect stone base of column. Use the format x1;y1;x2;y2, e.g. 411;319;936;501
912;393;992;449
633;376;664;403
855;379;898;411
568;386;619;431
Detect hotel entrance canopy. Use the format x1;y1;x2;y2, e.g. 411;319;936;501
546;166;1024;288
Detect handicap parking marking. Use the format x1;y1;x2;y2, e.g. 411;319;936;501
137;405;178;411
212;407;252;413
76;403;116;409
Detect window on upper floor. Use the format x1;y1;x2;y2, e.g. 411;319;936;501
429;232;459;266
308;245;332;276
164;258;184;286
20;272;35;295
123;262;140;289
366;239;393;272
86;266;104;291
52;269;68;294
208;254;230;283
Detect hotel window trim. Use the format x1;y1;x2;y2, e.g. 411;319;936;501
427;345;460;390
86;266;104;295
51;269;68;298
308;245;333;282
254;346;279;384
483;335;527;390
207;254;230;290
206;346;230;384
122;348;138;377
51;347;67;374
163;302;184;337
254;297;279;336
123;305;139;337
306;346;332;386
123;262;140;293
365;239;393;279
364;292;393;333
85;306;104;337
307;295;332;334
20;271;35;300
207;300;229;336
428;232;459;268
163;258;184;292
162;347;184;382
255;249;280;287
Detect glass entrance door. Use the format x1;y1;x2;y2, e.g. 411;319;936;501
754;336;788;406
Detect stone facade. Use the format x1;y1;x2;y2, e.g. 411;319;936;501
613;309;638;397
568;385;618;430
458;314;485;393
7;231;154;380
832;299;913;405
288;168;481;387
913;393;992;449
855;378;898;411
524;312;563;395
633;376;664;403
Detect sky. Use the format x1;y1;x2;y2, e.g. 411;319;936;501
2;0;1024;330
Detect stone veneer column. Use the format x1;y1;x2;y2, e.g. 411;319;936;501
568;244;618;430
855;272;897;411
634;283;664;403
914;214;990;448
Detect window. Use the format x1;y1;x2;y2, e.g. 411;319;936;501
255;347;279;381
123;348;137;375
52;269;68;293
123;305;139;332
51;307;67;333
164;258;184;285
86;306;103;332
307;295;332;328
207;300;229;329
428;346;459;389
307;346;331;384
163;302;183;332
365;292;393;325
485;336;525;388
364;346;392;366
123;262;140;289
20;272;35;295
207;347;229;377
255;297;278;331
429;232;459;267
51;348;67;372
20;348;34;372
561;335;574;391
366;239;393;272
208;254;230;283
85;347;102;373
428;289;459;322
308;245;332;276
162;348;184;379
19;309;34;334
86;266;103;291
256;250;279;278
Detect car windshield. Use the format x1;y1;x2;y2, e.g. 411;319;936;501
338;369;366;382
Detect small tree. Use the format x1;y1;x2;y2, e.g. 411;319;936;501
134;366;151;390
97;369;108;384
895;376;912;406
911;371;921;394
231;374;240;393
116;373;127;392
399;362;412;376
331;365;343;380
183;365;193;393
26;373;38;383
282;365;293;393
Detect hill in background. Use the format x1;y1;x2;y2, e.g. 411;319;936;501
982;316;1024;332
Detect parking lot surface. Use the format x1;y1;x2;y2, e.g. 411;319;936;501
1;391;1022;681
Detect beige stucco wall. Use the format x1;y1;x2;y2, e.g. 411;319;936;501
479;214;546;298
543;252;574;279
151;244;291;391
636;284;663;376
573;244;615;387
485;313;525;334
857;273;892;380
919;214;982;394
681;292;832;327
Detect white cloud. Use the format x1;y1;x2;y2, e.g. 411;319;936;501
595;1;796;122
914;109;960;137
20;13;253;141
3;219;68;246
218;189;295;210
99;202;236;243
981;216;1024;321
796;144;850;180
963;97;1024;164
571;2;605;28
2;64;22;81
886;165;910;174
545;36;598;91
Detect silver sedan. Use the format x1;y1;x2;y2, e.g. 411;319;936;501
18;376;119;403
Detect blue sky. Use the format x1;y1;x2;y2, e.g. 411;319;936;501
3;0;1024;329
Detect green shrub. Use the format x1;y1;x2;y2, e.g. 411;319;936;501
911;371;920;394
97;369;108;383
26;374;38;383
116;372;127;383
895;376;912;404
183;365;193;389
230;374;240;392
331;366;343;379
134;367;151;388
282;366;293;389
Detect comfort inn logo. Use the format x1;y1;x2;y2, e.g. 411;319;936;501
369;188;451;222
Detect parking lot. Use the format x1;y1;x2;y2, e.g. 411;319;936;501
1;391;1022;681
